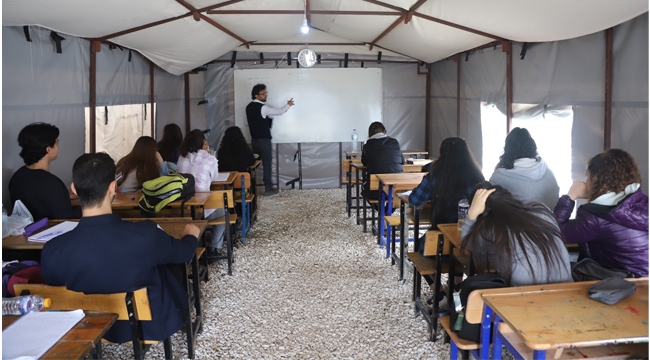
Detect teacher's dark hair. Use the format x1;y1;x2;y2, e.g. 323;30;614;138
72;152;116;209
251;84;267;100
17;122;60;165
180;129;206;157
461;182;566;284
495;127;539;170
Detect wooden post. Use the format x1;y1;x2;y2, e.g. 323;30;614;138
184;73;191;134
503;41;513;134
89;41;98;153
604;28;613;150
150;62;155;138
425;63;431;154
454;54;461;137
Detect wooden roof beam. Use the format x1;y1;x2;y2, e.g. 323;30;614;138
368;0;428;50
200;14;250;48
99;0;244;40
207;9;402;15
305;0;311;28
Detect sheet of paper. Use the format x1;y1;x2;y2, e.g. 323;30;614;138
398;190;412;199
27;221;78;242
215;172;230;182
2;309;85;360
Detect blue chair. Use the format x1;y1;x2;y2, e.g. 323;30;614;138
234;172;254;244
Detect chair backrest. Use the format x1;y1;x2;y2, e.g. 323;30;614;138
342;159;361;173
13;283;152;321
233;172;251;190
423;230;451;256
203;190;235;209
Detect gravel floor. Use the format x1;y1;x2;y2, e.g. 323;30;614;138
101;188;459;359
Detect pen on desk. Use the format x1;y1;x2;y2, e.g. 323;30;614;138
37;231;63;240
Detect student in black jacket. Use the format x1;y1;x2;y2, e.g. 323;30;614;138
8;123;81;220
361;122;404;200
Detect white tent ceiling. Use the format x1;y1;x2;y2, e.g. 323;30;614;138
4;0;648;75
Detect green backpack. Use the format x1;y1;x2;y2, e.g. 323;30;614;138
138;173;196;213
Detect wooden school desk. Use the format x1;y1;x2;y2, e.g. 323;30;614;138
376;173;426;260
209;171;237;190
72;192;213;219
351;163;370;231
3;311;118;360
483;278;649;360
401;150;428;159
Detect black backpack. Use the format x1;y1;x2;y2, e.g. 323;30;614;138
449;273;508;342
138;173;196;213
571;258;634;281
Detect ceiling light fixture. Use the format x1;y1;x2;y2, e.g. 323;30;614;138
301;17;309;34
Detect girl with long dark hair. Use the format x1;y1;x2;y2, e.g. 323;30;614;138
462;182;572;286
116;136;169;193
157;123;183;172
217;126;256;172
554;149;648;277
408;137;485;306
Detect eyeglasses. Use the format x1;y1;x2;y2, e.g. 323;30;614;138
259;92;268;96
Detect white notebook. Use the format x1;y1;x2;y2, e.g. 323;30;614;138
2;309;85;360
27;221;78;242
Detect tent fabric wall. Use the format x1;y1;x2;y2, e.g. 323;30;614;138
428;13;648;193
1;26;206;211
2;26;89;211
203;56;426;189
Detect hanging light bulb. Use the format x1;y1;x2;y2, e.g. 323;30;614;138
301;17;309;34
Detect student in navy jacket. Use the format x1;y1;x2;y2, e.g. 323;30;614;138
41;152;200;343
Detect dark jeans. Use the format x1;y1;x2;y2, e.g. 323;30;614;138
251;138;273;191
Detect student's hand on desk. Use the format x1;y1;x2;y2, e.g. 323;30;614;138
287;98;295;106
183;224;201;239
467;188;496;221
567;181;588;200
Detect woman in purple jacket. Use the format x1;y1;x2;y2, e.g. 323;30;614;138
554;149;648;277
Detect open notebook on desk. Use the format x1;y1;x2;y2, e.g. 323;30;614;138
215;172;230;182
3;309;85;360
28;221;78;242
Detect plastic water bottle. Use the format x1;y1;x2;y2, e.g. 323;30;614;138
458;196;469;230
2;295;51;315
351;129;359;152
2;204;7;222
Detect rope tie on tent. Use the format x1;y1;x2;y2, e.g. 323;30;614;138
520;42;529;60
50;31;65;53
23;26;31;42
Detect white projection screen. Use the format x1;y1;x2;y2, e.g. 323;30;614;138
234;68;383;143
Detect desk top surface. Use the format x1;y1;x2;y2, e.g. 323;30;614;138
73;191;213;209
401;150;428;156
483;279;649;350
3;311;117;360
3;220;207;250
377;173;426;193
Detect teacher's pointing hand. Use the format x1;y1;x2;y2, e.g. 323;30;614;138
287;98;295;106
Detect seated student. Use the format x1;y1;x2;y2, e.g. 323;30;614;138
116;136;169;193
554;149;648;277
177;129;225;257
217;126;256;172
461;183;572;286
409;137;485;305
157;123;183;173
490;127;559;209
8;122;81;220
361;122;404;201
41;152;200;343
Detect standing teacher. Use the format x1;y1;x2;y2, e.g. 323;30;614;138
246;84;295;196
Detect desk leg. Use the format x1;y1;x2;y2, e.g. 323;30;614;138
492;312;503;360
182;261;195;359
378;183;386;245
399;202;406;280
356;168;361;225
480;304;493;360
192;253;203;334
